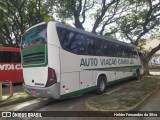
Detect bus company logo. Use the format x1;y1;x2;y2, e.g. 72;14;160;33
0;64;22;70
80;58;135;67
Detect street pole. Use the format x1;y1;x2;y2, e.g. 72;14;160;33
0;82;2;100
10;81;13;95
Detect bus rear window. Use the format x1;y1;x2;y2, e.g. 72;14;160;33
21;24;47;49
0;51;21;62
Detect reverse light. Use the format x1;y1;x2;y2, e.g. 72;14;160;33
45;67;57;87
44;90;51;94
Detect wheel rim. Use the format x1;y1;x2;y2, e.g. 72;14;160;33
99;80;105;91
136;71;140;78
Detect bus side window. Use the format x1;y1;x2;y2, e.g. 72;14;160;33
127;49;132;58
79;35;86;54
57;28;70;50
115;44;120;57
70;34;79;54
87;38;95;55
103;44;108;56
4;52;12;62
95;39;103;56
120;47;123;57
123;47;127;57
106;44;111;57
131;49;135;58
0;52;5;62
107;41;115;57
133;49;138;58
70;34;86;55
11;52;21;62
126;48;130;58
63;31;70;49
111;45;116;57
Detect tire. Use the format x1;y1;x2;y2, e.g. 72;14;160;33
96;76;106;94
135;69;140;80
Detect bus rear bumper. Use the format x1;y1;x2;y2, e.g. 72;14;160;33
23;83;60;99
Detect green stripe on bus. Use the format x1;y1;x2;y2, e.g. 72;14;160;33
60;86;97;99
107;76;134;86
84;65;141;72
60;76;135;99
22;44;48;67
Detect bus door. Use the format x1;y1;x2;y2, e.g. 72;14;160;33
80;71;93;89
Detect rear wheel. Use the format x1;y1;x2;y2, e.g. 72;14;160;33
96;76;106;94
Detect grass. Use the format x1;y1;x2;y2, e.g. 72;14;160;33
149;66;160;71
86;76;160;111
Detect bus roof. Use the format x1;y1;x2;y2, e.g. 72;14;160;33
23;21;137;49
54;22;136;48
0;47;20;52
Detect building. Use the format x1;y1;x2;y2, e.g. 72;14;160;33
144;39;160;65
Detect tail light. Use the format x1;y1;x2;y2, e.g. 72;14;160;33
45;67;57;87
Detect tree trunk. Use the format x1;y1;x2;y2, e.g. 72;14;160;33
141;44;160;76
143;60;150;75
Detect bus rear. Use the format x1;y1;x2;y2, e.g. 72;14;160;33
0;47;22;84
21;22;60;99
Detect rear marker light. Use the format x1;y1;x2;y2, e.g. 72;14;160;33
65;88;69;93
44;90;50;94
45;67;57;87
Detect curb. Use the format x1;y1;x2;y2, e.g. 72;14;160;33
0;93;35;108
127;84;160;111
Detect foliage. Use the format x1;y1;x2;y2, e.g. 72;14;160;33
0;0;54;47
151;33;160;40
117;0;160;46
54;0;122;37
0;0;160;75
115;0;160;75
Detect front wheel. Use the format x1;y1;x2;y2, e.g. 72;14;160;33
135;69;140;80
96;76;106;94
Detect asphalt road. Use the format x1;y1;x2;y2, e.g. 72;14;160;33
0;79;136;120
1;78;155;120
2;79;136;111
1;72;160;120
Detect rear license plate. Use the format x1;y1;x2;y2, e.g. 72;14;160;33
31;89;37;94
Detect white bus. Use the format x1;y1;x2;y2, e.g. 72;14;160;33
21;22;142;99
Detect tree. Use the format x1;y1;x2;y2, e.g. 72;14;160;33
0;0;54;47
1;0;159;75
55;0;160;75
54;0;124;38
117;0;160;75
